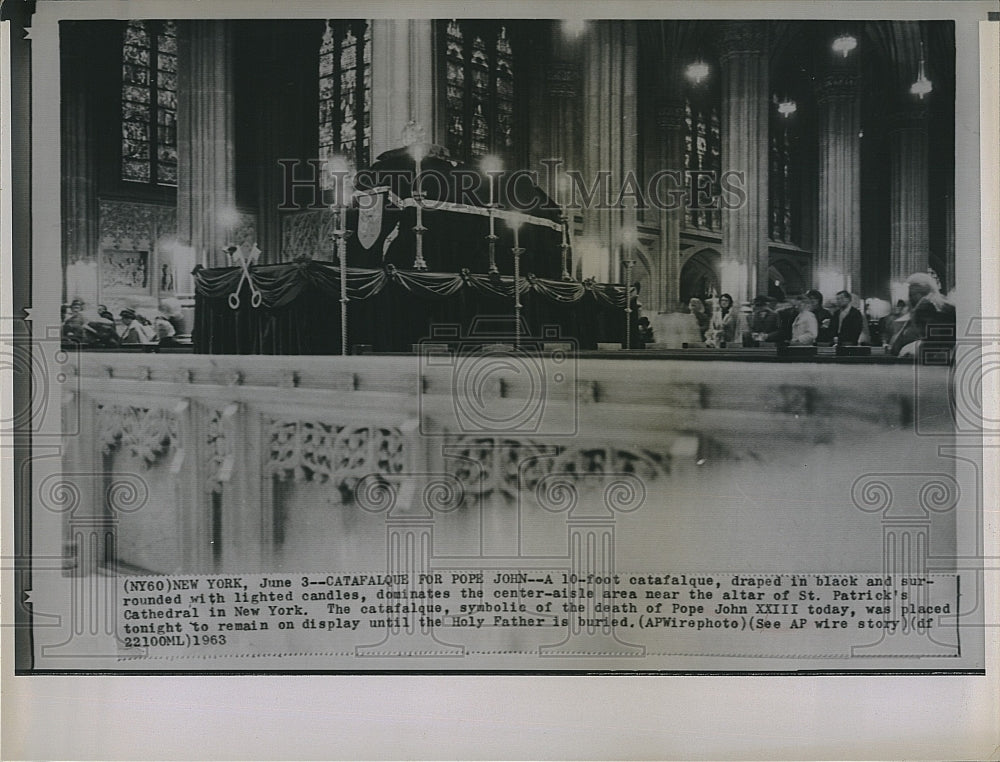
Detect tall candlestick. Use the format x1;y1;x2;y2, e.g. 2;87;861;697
482;157;502;269
512;215;525;349
486;216;498;275
412;148;427;271
560;208;571;281
335;211;353;356
513;243;524;349
624;259;635;350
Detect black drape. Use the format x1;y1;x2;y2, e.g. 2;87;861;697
194;261;628;354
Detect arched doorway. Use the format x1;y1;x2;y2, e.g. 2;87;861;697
679;248;721;304
768;259;807;301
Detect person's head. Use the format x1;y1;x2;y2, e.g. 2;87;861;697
805;289;824;310
834;290;852;310
638;316;650;328
894;299;907;314
793;294;811;312
752;295;770;311
153;316;175;340
70;298;84;314
906;272;939;308
119;308;136;325
719;293;733;311
688;297;704;314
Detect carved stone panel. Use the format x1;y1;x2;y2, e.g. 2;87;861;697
266;419;406;502
96;404;178;468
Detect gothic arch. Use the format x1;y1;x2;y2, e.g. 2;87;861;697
768;258;807;299
679;247;721;303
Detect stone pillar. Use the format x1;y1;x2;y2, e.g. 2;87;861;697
370;20;436;157
888;103;929;297
581;21;638;284
177;21;236;269
545;25;583;172
60;22;99;305
654;97;687;312
718;22;769;304
816;68;862;296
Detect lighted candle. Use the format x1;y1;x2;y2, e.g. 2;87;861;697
412;143;424;198
559;175;572;246
482;156;502;238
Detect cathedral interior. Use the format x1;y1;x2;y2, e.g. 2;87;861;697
59;18;956;345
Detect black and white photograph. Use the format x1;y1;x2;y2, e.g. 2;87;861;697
2;0;998;758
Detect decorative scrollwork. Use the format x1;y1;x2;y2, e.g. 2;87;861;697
97;404;178;468
447;436;555;501
447;437;668;504
550;446;667;484
206;408;232;494
267;419;406;503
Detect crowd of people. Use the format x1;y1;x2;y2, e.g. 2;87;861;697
61;298;189;348
643;270;956;356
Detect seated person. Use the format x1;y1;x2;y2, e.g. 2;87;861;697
880;300;909;348
118;308;154;344
889;272;956;357
61;298;88;344
158;298;189;335
152;315;181;347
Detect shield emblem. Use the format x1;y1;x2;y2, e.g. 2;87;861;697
357;191;384;251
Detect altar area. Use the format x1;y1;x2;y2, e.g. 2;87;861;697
193;261;628;354
192;142;634;354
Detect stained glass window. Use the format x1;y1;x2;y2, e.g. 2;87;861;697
121;21;177;186
318;20;372;171
682;92;721;232
443;20;518;163
768;99;801;245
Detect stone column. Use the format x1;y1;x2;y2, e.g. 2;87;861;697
718;22;769;304
816;68;862;296
370;20;436;156
888;103;929;296
60;22;99;305
654;97;687;312
581;21;638;284
545;25;583;172
177;21;236;269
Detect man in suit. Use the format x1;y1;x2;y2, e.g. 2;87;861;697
829;290;865;345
